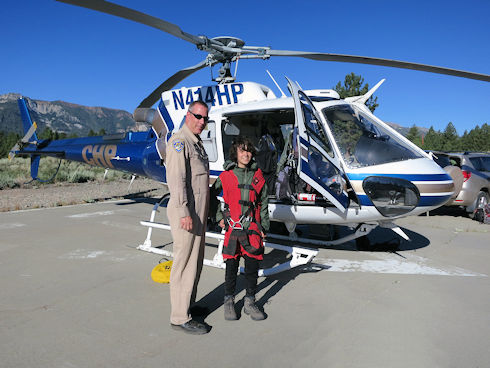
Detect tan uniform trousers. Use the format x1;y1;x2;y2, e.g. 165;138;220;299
168;207;207;325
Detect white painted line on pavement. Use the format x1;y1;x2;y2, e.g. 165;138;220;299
66;209;129;218
313;255;486;277
0;223;26;230
58;249;131;262
101;220;143;232
67;210;115;218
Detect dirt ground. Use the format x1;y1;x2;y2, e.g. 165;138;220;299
0;178;167;212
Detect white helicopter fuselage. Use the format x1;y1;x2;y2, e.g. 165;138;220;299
152;81;453;227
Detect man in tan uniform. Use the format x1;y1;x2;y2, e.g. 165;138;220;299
165;101;210;335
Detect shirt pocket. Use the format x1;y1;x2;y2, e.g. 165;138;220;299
190;153;209;194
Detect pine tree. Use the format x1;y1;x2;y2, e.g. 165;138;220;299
465;125;481;151
406;125;422;147
481;124;490;151
423;126;442;151
39;127;55;140
334;73;379;112
460;130;470;151
440;122;460;151
0;131;21;158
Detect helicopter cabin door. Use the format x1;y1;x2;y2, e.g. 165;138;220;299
288;79;349;212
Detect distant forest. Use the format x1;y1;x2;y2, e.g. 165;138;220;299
405;122;490;152
1;123;488;160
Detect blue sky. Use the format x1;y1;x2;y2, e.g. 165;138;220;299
2;0;489;135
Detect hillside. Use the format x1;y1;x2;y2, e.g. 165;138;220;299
0;93;142;136
385;121;429;137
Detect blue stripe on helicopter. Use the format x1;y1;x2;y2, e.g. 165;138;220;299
158;100;174;140
357;194;452;207
299;136;309;148
347;173;451;182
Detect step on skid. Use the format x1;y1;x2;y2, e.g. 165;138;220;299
137;194;379;276
137;194;320;276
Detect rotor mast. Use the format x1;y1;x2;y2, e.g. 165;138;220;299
202;36;271;84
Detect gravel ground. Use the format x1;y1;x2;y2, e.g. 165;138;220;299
0;178;167;212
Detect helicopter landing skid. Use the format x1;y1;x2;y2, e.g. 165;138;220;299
266;222;378;247
137;195;318;276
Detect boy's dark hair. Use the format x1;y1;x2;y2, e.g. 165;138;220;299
229;136;256;163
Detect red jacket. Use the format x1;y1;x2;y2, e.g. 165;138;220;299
219;168;266;260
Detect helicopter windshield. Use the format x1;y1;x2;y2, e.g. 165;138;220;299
323;105;422;168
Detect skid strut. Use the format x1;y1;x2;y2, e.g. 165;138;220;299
137;194;318;276
137;195;381;276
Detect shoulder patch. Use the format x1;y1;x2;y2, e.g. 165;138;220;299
173;140;184;153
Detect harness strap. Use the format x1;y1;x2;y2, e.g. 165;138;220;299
237;184;255;190
226;230;264;256
222;170;265;257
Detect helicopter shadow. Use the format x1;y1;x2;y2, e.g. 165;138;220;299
271;223;430;253
114;193;166;206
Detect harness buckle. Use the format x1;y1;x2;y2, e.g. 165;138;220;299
226;217;244;230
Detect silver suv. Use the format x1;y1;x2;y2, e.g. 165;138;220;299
446;152;490;215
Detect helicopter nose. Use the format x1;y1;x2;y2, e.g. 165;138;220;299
362;176;420;217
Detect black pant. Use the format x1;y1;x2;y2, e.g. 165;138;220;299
225;254;259;297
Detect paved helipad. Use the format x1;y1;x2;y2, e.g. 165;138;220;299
1;199;488;368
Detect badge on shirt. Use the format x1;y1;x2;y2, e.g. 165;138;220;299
173;140;184;152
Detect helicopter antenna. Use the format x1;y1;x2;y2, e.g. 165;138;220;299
345;78;385;105
266;70;286;98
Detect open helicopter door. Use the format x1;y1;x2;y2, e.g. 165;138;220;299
288;78;350;212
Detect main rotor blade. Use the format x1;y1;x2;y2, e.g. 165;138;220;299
56;0;203;46
266;50;490;82
137;59;209;108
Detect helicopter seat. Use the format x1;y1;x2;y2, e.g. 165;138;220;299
255;134;278;195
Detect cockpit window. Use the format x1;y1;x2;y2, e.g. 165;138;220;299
299;92;334;157
323;105;422;168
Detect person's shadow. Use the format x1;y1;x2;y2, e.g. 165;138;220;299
192;222;430;321
193;248;324;321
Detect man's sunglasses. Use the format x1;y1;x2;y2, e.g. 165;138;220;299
188;110;209;122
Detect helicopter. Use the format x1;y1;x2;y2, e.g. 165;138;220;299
9;0;490;275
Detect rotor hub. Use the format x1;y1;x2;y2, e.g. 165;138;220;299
211;36;245;48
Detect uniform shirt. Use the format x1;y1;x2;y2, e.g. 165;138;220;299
165;123;209;218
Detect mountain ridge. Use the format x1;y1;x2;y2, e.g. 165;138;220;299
0;93;144;136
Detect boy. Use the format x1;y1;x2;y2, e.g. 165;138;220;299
212;136;269;320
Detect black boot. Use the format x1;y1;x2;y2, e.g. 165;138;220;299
243;296;265;321
224;295;237;320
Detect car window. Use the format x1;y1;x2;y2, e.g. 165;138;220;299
433;154;451;168
449;156;462;167
469;156;490;172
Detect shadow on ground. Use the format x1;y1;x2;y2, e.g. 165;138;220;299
194;249;319;322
